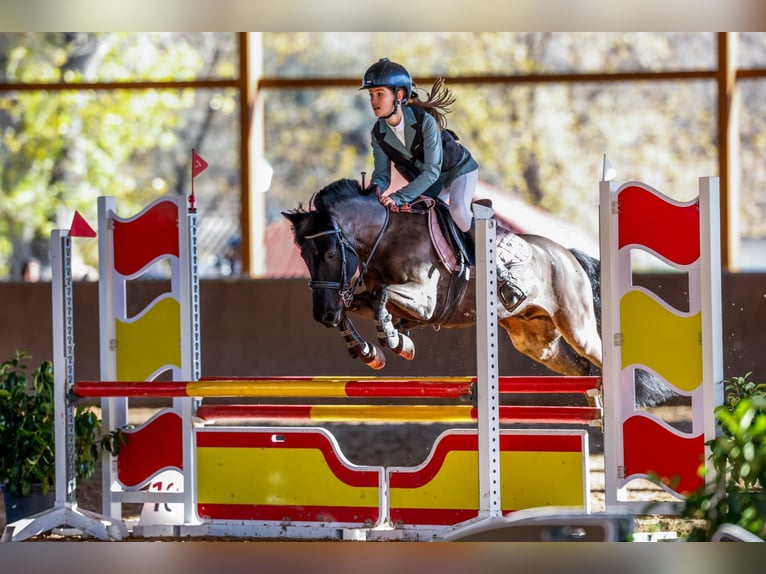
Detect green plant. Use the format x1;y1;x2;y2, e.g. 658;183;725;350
0;350;124;498
680;373;766;541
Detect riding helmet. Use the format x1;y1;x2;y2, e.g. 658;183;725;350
359;58;412;103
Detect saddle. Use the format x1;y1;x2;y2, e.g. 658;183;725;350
412;197;473;273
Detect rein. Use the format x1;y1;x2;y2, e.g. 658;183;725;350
305;208;391;308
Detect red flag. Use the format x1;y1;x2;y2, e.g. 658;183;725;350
69;211;97;238
192;149;208;178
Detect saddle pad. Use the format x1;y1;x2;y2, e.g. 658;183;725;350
425;203;460;272
497;228;532;268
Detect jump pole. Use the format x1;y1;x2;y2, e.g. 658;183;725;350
73;375;601;399
192;403;601;425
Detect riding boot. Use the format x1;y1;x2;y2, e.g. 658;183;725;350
464;222;477;267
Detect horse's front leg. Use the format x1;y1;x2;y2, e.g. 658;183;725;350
338;315;385;369
374;288;415;360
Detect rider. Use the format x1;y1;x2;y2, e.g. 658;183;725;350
359;57;525;310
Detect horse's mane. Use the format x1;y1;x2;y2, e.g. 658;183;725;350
282;178;369;244
311;178;365;212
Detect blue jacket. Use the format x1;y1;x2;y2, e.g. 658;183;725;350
370;106;478;205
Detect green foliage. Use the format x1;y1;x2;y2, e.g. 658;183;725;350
0;350;124;498
680;373;766;541
0;33;239;277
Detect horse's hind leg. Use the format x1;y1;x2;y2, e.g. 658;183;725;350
374;288;415;360
553;301;603;371
500;316;598;377
501;316;602;408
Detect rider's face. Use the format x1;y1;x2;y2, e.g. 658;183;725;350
368;87;397;119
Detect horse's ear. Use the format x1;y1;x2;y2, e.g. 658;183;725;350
282;210;311;243
282;210;305;227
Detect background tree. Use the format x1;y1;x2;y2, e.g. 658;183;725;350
0;32;238;278
2;33;765;278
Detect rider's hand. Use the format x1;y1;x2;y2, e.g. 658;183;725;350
380;194;398;212
398;202;412;213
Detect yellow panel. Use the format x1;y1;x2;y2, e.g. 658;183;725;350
390;451;479;509
390;451;585;510
196;447;379;507
621;290;702;392
115;297;181;381
501;451;585;508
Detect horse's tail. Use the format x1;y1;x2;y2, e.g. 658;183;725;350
568;248;678;408
569;248;601;334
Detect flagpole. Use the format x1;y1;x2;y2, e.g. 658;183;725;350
190;149;196;212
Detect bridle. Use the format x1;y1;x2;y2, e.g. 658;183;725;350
304;210;390;308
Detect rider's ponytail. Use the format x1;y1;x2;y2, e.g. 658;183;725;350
407;77;455;130
407;77;455;129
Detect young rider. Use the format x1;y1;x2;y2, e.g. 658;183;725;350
359;58;524;310
360;57;478;233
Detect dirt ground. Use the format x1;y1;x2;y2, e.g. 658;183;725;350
0;405;697;541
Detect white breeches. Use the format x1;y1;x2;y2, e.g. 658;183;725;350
438;169;479;232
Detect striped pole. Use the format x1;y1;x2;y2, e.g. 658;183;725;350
194;403;602;425
73;375;600;399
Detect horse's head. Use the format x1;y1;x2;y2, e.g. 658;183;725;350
282;191;365;327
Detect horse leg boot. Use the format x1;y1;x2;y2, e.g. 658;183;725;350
339;316;386;369
375;289;415;360
467;217;526;313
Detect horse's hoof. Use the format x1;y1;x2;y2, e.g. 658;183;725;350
362;345;386;370
393;334;415;361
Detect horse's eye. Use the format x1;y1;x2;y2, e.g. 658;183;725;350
326;249;337;260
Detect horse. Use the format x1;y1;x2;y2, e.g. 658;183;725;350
282;178;673;408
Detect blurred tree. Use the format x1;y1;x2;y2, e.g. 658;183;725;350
2;33;765;278
0;32;238;278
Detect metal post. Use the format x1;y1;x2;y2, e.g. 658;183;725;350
698;177;724;460
473;204;501;518
179;200;201;525
1;229;126;542
431;202;504;540
51;230;73;506
599;179;625;509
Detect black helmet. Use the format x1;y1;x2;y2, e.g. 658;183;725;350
359;58;412;104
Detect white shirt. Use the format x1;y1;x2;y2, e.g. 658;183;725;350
390;114;406;145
